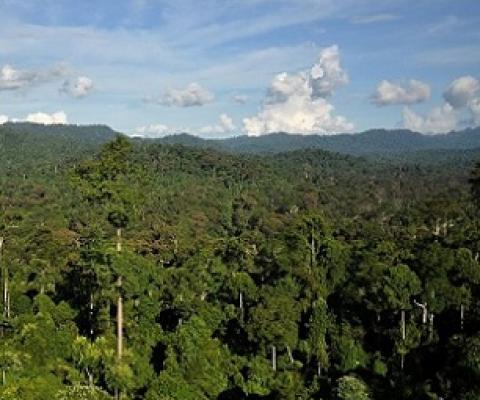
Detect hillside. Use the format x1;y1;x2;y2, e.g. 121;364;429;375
0;131;479;399
154;127;480;155
0;122;119;170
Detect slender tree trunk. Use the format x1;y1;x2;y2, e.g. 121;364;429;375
271;345;277;371
86;368;94;388
401;310;406;341
116;228;122;252
90;293;94;338
460;304;464;331
117;283;123;360
116;228;123;400
286;345;294;364
317;360;322;377
239;291;244;320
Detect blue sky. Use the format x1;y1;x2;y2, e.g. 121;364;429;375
0;0;479;137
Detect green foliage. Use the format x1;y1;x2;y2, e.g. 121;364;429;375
336;375;370;400
0;130;479;400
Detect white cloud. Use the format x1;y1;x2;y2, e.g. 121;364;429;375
372;79;430;106
0;111;67;125
309;45;348;98
200;113;236;135
232;94;248;104
24;111;68;125
61;76;94;98
469;97;480;125
351;14;398;24
403;104;457;134
243;45;353;136
145;83;214;107
134;123;170;137
443;75;480;109
0;64;67;91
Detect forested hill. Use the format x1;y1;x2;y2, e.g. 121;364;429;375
153;127;480;155
2;122;480;159
1;131;480;399
0;122;118;169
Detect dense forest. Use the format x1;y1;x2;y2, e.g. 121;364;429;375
1;123;480;399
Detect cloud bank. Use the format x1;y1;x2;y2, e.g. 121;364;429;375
0;64;67;91
145;83;214;107
372;79;430;106
443;75;479;109
0;111;68;125
403;103;457;135
243;45;353;136
135;123;170;137
200;113;236;136
61;76;94;98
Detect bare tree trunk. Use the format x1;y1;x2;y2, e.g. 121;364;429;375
117;286;123;360
86;368;94;388
271;345;277;371
401;310;406;341
286;345;294;364
239;291;244;320
90;293;94;338
414;300;427;324
433;218;440;236
460;304;464;331
317;360;322;377
116;228;122;253
116;229;123;400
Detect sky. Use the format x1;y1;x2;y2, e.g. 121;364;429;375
0;0;479;138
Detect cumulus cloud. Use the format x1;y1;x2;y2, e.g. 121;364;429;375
0;64;67;91
145;83;214;107
470;97;480;125
24;111;68;125
443;75;480;109
0;115;8;124
134;123;170;138
200;113;236;135
309;45;348;98
372;79;430;106
232;94;248;104
243;45;353;136
403;104;457;134
61;76;94;98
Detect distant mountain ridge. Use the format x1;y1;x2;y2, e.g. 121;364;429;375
151;127;480;155
2;122;480;159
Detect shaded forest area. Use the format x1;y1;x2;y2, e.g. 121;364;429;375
1;124;480;399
